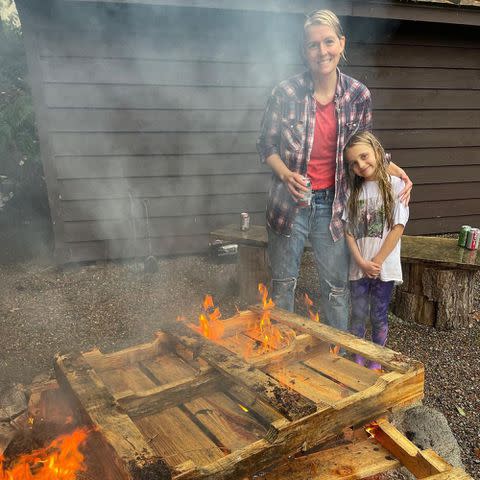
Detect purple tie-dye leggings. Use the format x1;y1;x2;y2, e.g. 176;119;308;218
350;278;394;370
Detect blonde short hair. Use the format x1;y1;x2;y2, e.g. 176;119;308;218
303;10;346;61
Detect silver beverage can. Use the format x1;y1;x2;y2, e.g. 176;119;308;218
240;212;250;231
466;228;479;250
458;225;471;247
297;177;312;208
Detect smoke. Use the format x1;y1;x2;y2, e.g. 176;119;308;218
25;2;309;262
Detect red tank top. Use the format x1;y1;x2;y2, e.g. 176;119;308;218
307;99;337;190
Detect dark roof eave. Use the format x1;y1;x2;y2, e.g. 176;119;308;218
56;0;480;26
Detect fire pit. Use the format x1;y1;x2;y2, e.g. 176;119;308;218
50;286;427;480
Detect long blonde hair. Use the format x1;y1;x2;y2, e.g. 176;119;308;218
345;131;394;230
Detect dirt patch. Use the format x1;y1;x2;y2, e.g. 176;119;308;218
0;253;478;478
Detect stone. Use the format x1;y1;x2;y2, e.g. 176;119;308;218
393;405;463;479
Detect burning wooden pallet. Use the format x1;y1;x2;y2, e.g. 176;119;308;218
52;300;434;480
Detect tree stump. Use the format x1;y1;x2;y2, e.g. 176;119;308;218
392;262;476;330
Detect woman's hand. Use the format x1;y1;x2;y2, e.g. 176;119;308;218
282;171;309;200
388;162;413;206
398;168;413;206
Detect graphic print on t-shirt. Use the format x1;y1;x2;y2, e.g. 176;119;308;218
353;198;385;240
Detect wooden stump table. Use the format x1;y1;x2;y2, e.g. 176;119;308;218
392;236;479;330
210;226;480;329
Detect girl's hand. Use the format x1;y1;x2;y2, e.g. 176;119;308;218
361;260;381;278
398;168;413;206
282;171;309;200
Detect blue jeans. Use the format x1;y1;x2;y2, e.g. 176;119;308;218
267;188;350;332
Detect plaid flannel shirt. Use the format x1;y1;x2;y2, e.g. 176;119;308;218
257;69;372;241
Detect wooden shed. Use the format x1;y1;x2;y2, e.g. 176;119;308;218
15;0;480;262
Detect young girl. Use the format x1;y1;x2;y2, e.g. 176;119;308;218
343;132;409;370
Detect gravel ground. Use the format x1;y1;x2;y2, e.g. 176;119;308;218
0;253;478;478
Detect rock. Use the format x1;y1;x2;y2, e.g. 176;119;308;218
393;405;463;479
0;384;27;421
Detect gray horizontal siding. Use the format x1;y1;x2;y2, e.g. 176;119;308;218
22;2;480;260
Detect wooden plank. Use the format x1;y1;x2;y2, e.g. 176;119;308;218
227;384;286;424
135;406;225;467
256;438;400;480
250;305;423;374
55;154;267;179
58;175;269;201
141;353;198;384
249;334;327;370
368;419;447;478
345;65;480;90
51;131;258;156
42;57;297;87
45;85;271;110
407;166;480;185
410;199;480;220
303;352;380;391
54;352;159;474
407;215;480;236
94;364;157;396
375;111;480;130
62;212;265;242
411;182;480;202
48;108;265;134
378;130;480;150
44;84;480;110
48;108;480;135
162;321;317;421
183;392;267;452
82;333;168;370
376;147;480;168
266;363;352;406
62;234;215;263
61;194;266;221
117;370;221;417
43;57;480;90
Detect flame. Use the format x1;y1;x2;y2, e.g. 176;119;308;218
194;295;225;341
243;284;292;358
365;421;380;439
304;293;320;322
238;404;249;413
0;428;89;480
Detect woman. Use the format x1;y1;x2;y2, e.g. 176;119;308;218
256;10;411;332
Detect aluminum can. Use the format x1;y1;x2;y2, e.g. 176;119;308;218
240;212;250;231
458;225;471;247
297;177;312;208
466;228;479;250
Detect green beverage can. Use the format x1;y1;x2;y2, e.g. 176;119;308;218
458;225;471;247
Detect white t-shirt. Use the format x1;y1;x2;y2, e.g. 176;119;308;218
342;176;409;283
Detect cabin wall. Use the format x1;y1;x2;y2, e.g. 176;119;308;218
18;1;480;261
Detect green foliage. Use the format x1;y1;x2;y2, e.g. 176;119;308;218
0;16;48;218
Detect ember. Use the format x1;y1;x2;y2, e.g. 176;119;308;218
0;428;89;480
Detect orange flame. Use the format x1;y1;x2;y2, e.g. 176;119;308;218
304;293;320;322
195;295;225;341
365;421;380;439
243;284;291;358
0;428;89;480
